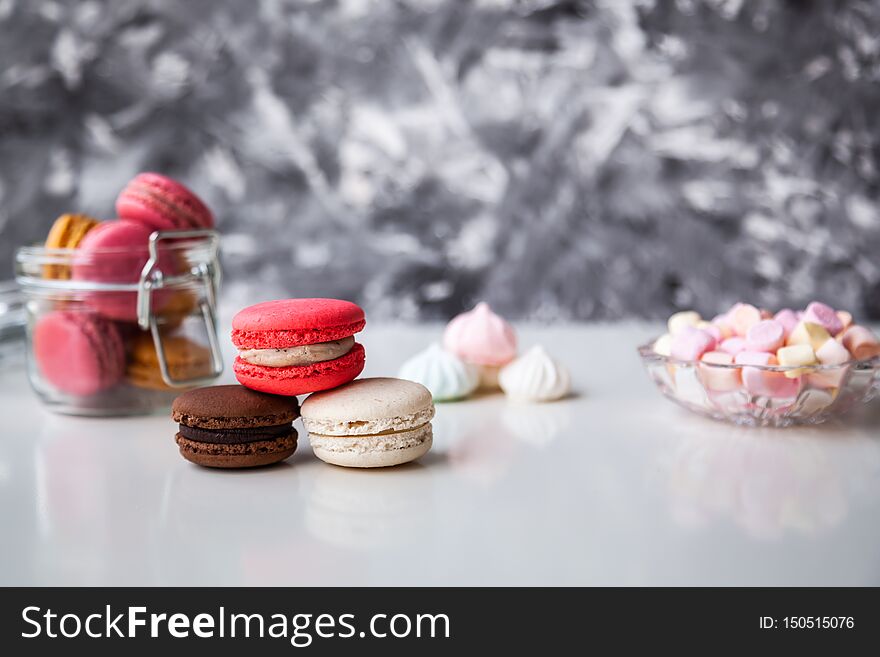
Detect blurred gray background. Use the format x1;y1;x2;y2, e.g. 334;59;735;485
1;0;879;320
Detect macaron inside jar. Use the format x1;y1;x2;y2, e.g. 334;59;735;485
116;172;214;232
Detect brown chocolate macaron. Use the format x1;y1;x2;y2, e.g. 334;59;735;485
172;385;300;468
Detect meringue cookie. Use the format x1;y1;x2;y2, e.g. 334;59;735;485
498;345;571;402
443;302;517;367
398;343;479;401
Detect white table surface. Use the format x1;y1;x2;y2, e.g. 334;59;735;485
2;322;879;586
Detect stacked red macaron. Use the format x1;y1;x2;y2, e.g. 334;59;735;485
231;299;367;396
34;173;215;398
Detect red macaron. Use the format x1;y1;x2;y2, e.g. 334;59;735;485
116;172;214;232
33;310;125;396
232;299;366;396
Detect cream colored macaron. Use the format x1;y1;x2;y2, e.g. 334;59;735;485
301;377;435;468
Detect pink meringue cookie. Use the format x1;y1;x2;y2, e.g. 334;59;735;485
803;301;844;336
443;302;517;367
670;326;717;361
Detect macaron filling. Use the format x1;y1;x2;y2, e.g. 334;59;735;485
308;423;433;454
303;406;435;437
237;337;355;368
175;432;297;457
178;423;293;444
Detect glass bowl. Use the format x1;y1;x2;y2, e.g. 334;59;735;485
638;339;880;427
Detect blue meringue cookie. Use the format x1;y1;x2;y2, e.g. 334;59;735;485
398;343;480;402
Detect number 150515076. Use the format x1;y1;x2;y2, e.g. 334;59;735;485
759;616;854;629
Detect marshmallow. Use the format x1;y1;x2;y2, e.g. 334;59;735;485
668;311;702;336
842;325;880;361
816;338;851;366
697;321;723;342
803;301;845;336
653;334;673;357
745;319;785;353
777;344;817;378
719;336;746;356
699;351;741;391
773;309;799;338
811;339;850;389
728;303;762;337
836;310;853;332
806;340;851;388
670;326;717;362
709;316;734;339
735;351;800;398
787;322;831;351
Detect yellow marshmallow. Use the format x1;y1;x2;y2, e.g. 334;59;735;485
653;333;673;357
777;344;817;378
667;311;701;336
786;322;831;351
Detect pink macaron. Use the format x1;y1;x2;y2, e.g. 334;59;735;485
116;172;213;232
232;299;366;396
33;311;125;396
72;220;174;322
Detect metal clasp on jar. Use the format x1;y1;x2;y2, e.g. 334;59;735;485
137;229;224;387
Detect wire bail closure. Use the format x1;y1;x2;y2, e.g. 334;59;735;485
137;229;224;388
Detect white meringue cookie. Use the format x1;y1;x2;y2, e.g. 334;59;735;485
499;345;571;402
398;343;480;401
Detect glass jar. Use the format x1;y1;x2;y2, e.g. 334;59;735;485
0;280;26;366
15;230;223;416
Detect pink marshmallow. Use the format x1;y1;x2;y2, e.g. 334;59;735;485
773;309;799;338
803;301;844;336
703;324;724;342
745;319;785;353
734;351;775;367
719;337;747;356
842;325;880;361
670;326;717;362
735;351;800;398
728;303;762;337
